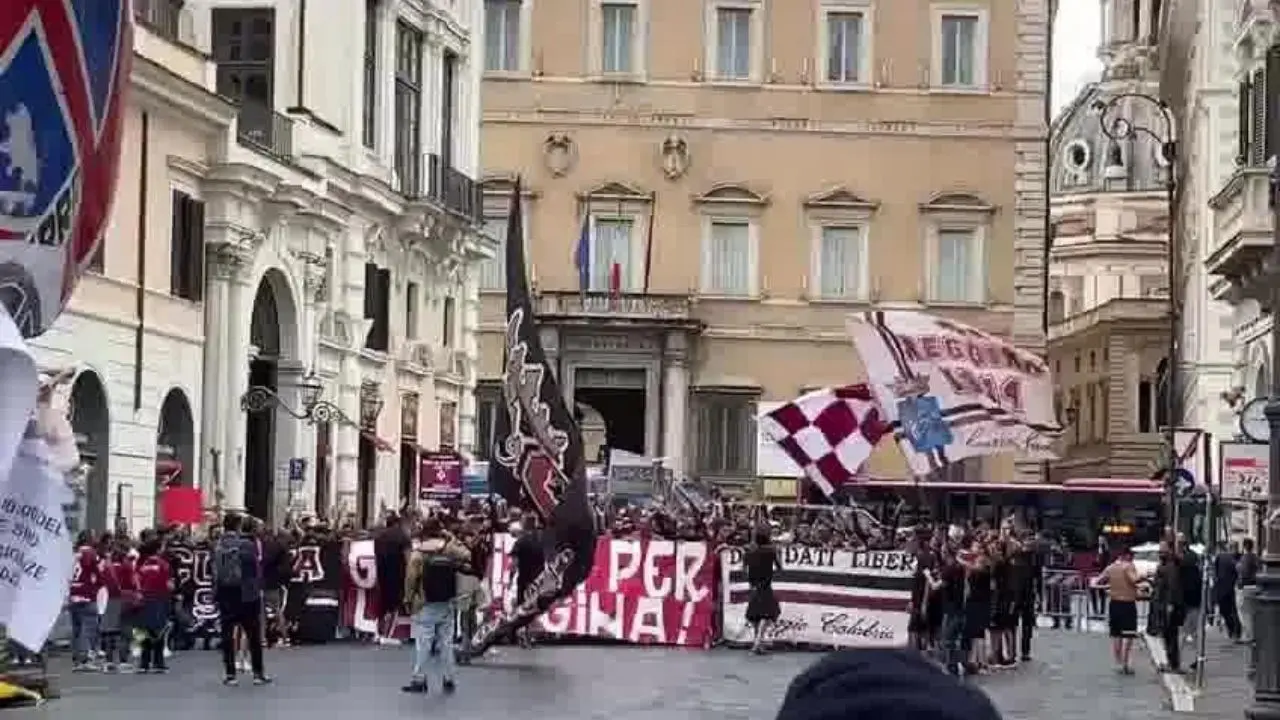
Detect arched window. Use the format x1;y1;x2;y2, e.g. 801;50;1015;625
1256;363;1270;399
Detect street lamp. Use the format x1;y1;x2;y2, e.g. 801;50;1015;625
239;370;351;427
1093;92;1180;530
1251;157;1280;720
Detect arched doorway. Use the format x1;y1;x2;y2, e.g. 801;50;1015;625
245;270;291;522
156;389;196;524
70;372;110;534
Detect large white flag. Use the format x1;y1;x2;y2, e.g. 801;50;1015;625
846;311;1062;477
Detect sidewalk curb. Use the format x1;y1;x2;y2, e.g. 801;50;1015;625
1142;635;1197;713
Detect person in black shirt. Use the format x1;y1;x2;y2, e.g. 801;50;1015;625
744;527;783;655
508;514;545;648
1239;537;1259;643
1213;542;1242;641
258;528;290;647
373;513;410;644
937;550;968;677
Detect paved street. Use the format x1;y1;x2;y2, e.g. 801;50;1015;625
1186;635;1251;718
13;631;1171;720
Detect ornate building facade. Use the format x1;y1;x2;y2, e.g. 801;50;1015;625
51;0;492;530
475;0;1052;492
1047;0;1177;482
1170;0;1279;536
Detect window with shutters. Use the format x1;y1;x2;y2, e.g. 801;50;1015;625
1266;47;1280;163
1239;76;1253;166
1252;68;1267;166
588;216;636;292
405;281;419;339
442;296;456;347
363;263;391;352
362;0;379;149
169;190;205;301
701;219;755;296
478;215;507;291
693;392;756;477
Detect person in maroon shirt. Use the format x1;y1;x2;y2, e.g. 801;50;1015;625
67;531;103;671
135;540;173;673
102;544;140;671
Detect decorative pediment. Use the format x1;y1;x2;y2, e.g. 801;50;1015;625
919;191;996;214
578;181;651;202
693;183;768;206
803;186;878;211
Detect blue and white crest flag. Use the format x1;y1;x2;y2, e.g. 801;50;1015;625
846;311;1062;477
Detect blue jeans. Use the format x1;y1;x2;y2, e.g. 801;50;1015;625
69;601;99;663
411;602;456;684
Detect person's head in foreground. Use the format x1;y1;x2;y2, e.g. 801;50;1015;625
776;649;1003;720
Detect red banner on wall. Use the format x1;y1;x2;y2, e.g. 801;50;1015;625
419;451;463;500
487;533;716;647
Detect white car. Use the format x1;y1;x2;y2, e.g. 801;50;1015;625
1130;542;1206;579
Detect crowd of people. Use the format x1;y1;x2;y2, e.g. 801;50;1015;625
35;490;1264;694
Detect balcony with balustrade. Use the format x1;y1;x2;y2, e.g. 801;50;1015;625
1206;165;1274;304
235;101;294;159
533;291;704;331
397;154;482;223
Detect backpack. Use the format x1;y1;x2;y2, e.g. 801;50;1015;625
213;536;244;588
420;552;460;603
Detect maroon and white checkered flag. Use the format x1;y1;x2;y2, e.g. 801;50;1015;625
758;385;889;498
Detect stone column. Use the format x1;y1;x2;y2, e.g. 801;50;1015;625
201;262;231;508
222;273;251;511
662;332;689;477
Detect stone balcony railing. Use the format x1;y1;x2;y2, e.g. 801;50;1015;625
534;291;696;323
1206;165;1273;301
1048;297;1169;342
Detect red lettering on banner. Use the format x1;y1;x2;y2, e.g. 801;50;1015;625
487;535;716;647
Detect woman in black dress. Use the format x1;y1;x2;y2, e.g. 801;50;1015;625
744;527;783;654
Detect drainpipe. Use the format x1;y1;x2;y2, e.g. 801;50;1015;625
1041;1;1056;486
294;0;308;108
133;112;150;413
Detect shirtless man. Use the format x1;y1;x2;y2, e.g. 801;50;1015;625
1100;546;1142;674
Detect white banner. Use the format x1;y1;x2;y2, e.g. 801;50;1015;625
718;546;914;649
846;311;1061;476
1221;442;1267;502
0;438;74;650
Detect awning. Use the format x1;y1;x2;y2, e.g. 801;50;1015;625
361;431;395;453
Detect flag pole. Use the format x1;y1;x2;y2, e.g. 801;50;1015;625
642;190;656;294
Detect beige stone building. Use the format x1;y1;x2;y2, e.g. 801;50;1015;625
1046;0;1173;483
474;0;1051;493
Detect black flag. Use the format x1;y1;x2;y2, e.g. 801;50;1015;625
467;180;597;656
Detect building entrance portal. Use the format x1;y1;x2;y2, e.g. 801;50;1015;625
246;277;281;522
575;387;645;458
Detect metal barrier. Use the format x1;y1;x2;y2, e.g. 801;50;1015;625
1037;569;1150;633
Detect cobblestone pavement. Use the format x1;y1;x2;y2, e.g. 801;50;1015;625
11;631;1172;720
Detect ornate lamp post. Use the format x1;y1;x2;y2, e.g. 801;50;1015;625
1093;93;1180;528
239;370;352;427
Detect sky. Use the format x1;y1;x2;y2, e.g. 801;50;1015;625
1053;0;1104;115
